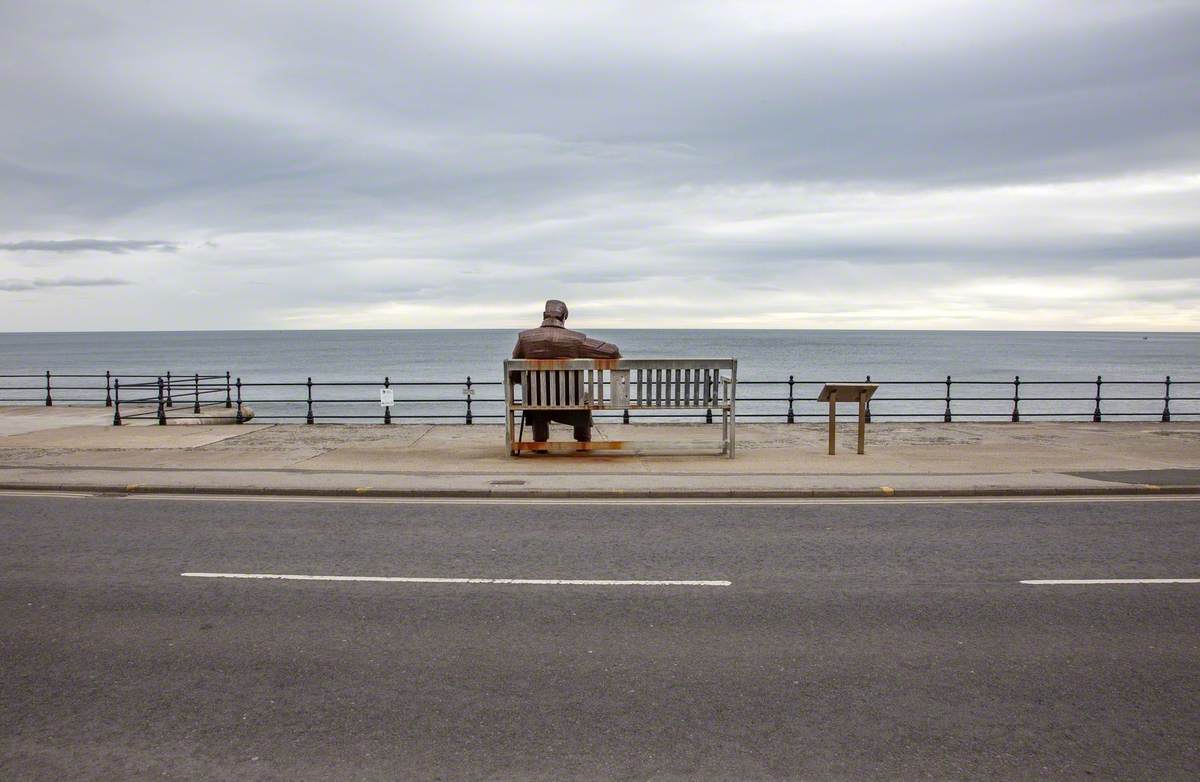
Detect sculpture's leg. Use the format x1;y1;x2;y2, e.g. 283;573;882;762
531;414;550;443
573;410;592;443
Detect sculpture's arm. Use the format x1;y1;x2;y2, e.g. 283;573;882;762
579;337;620;359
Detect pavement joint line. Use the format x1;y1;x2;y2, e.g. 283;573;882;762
4;489;1200;506
2;482;1200;500
181;572;732;587
0;464;1147;478
1020;578;1200;585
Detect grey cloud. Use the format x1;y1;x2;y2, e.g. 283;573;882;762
0;2;1197;328
0;239;177;254
2;2;1198;231
0;276;131;292
683;227;1200;268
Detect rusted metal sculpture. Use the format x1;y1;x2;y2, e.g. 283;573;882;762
512;300;620;442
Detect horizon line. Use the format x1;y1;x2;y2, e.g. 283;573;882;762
0;327;1195;335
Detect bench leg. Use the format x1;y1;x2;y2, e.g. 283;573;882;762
505;409;514;456
721;408;729;455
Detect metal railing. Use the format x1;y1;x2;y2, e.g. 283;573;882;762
187;373;1200;424
114;373;232;425
2;371;1198;424
0;371;232;424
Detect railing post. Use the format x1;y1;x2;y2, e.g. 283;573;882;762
385;376;393;425
306;378;314;424
623;408;630;424
865;375;872;423
112;379;122;426
1162;376;1171;422
464;376;472;425
787;375;795;424
45;370;52;406
225;371;232;408
192;373;201;414
157;377;167;425
105;370;112;407
944;375;952;422
235;378;244;424
1093;375;1102;422
165;371;173;408
1011;375;1020;422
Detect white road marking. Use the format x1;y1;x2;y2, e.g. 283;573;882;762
1021;578;1200;585
0;490;95;499
182;572;731;587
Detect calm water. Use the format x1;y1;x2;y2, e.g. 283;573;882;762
1;330;1196;421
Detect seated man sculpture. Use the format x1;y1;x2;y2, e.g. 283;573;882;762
512;299;621;443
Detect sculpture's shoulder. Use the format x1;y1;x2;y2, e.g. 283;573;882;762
514;326;619;359
515;326;577;358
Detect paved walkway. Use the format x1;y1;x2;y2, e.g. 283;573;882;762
0;406;1198;497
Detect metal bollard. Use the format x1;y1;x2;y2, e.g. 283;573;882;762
105;370;112;407
235;378;243;424
45;370;52;406
1011;376;1020;422
464;376;472;425
112;379;122;426
306;378;314;424
786;375;795;424
1093;376;1102;422
944;375;952;422
225;371;232;409
193;373;201;414
1162;376;1171;422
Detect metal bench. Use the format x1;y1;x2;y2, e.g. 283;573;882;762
503;358;737;457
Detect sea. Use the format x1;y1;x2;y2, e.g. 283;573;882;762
1;330;1196;422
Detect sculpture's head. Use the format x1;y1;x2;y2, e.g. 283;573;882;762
542;299;568;326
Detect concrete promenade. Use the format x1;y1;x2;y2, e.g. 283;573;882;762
1;406;1198;497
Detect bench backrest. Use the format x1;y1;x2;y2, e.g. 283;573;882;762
504;358;736;410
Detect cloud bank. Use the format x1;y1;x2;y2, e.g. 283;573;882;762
0;1;1197;330
0;239;177;254
0;276;130;292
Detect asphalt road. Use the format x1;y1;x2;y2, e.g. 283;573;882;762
1;493;1197;781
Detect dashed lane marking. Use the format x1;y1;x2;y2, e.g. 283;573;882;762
1021;578;1199;585
182;572;731;587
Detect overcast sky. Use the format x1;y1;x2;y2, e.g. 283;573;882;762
1;1;1198;330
